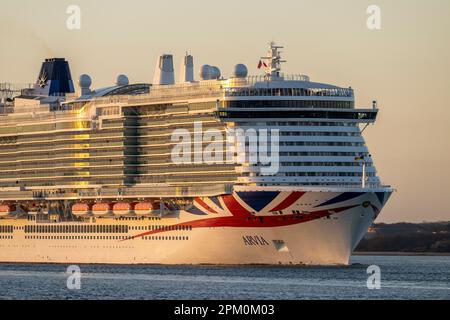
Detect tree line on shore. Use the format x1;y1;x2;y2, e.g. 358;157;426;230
356;221;450;253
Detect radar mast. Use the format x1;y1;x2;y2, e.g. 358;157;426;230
261;41;286;81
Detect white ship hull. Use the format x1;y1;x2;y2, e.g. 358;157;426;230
0;189;391;265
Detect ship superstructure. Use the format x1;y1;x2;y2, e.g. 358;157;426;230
0;44;392;265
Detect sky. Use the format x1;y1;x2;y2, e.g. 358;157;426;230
0;0;449;223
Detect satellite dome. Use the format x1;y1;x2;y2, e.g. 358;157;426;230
233;64;248;78
116;74;129;86
78;74;92;88
210;66;221;80
199;65;212;80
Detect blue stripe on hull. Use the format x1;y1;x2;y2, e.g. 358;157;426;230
315;192;365;207
375;192;386;205
209;197;223;210
236;191;280;212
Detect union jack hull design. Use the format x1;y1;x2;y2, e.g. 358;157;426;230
118;189;392;265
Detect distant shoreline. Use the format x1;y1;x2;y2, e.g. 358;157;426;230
353;251;450;256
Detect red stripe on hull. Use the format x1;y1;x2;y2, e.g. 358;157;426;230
124;205;359;241
221;194;251;217
269;192;305;212
195;198;218;214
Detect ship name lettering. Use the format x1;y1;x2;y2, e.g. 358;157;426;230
243;236;270;246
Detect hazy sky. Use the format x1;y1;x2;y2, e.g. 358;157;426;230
1;0;449;223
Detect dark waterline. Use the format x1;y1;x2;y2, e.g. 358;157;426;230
0;255;449;300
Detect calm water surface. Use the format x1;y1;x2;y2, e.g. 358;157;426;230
0;255;449;300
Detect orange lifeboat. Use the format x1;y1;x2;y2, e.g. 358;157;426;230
72;203;91;216
0;204;15;217
134;201;156;216
113;202;133;216
92;202;112;216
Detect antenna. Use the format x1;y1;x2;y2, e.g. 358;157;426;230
260;42;286;81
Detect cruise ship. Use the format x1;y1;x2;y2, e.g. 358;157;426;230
0;43;392;265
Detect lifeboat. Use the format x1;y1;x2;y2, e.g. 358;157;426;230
113;202;133;216
72;203;91;216
92;202;112;216
0;204;15;217
134;201;157;216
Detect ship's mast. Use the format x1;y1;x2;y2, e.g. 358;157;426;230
261;41;286;81
0;83;21;104
0;83;33;112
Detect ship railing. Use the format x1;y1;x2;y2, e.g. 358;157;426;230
244;74;310;84
292;183;392;190
0;105;92;123
87;88;353;108
1;77;352;119
90;90;224;107
0;184;234;201
80;184;233;198
222;87;353;98
80;73;348;107
0;83;33;94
